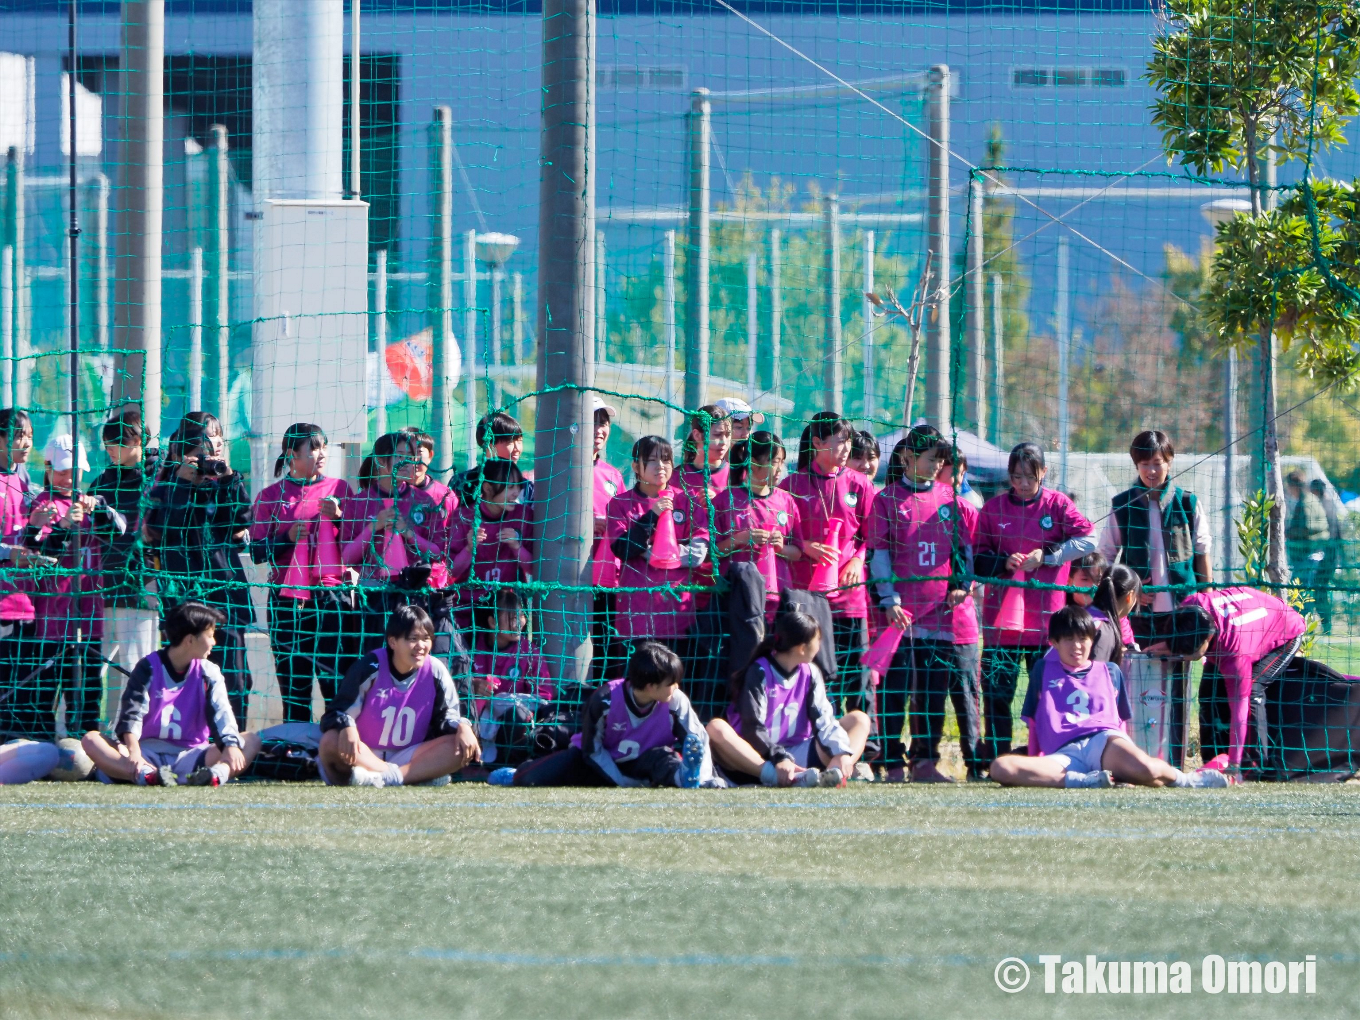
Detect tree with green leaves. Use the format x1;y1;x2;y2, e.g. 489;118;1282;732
1147;0;1360;582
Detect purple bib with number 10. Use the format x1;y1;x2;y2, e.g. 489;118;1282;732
354;648;437;751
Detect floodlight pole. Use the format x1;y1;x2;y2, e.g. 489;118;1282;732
535;0;596;686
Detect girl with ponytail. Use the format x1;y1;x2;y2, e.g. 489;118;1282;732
705;608;871;787
249;423;357;721
1089;564;1141;665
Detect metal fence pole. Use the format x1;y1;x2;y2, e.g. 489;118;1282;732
924;64;951;427
188;247;203;412
684;87;710;412
746;247;757;403
861;229;874;423
990;273;1004;445
824;194;842;412
663;229;678;441
968;181;986;439
1056;236;1070;491
770;228;781;429
210;124;230;434
463;228;478;464
430;105;454;475
374;247;388;438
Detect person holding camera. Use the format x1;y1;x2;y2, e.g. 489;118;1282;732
142;418;254;726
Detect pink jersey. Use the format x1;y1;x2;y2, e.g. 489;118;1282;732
0;467;33;622
606;484;710;639
866;480;977;634
780;465;874;619
340;483;447;583
713;486;801;604
27;492;106;642
250;475;354;591
141;654;211;749
676;460;730;506
447;501;535;588
952;592;981;645
976;487;1093;646
353;647;438;752
471;635;554;703
592;459;625;587
416;475;459;525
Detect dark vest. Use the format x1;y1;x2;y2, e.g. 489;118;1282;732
1111;485;1198;595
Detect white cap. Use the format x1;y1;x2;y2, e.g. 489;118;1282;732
590;393;618;420
44;434;89;474
713;397;765;424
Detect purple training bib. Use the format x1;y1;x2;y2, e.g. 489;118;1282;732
144;655;211;749
354;648;438;752
599;678;675;762
1032;651;1123;756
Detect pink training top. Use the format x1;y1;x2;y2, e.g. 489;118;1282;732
27;492;106;642
340;483;447;583
676;460;730;505
353;647;438;752
416;475;460;527
592;459;625;587
141;654;211;749
780;465;875;619
447;500;535;589
606;484;710;640
976;487;1093;647
0;467;33;622
866;479;978;635
1181;586;1306;765
250;475;354;591
1024;651;1130;756
471;635;554;704
713;486;802;604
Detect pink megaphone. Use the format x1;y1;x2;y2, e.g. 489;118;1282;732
994;570;1027;631
649;497;682;569
807;518;843;593
280;524;313;600
315;516;344;586
861;620;907;676
756;539;779;598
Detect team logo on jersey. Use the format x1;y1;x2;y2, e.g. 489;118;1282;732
776;511;788;526
411;505;427;526
508;666;521;680
938;505;952;521
611;722;628;732
603;479;618;497
672;510;684;524
844;492;859;508
1040;514;1054;530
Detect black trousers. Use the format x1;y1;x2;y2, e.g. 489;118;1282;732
268;593;358;724
980;645;1046;760
881;638;984;770
831;615;868;710
0;628;101;739
209;626;250;730
513;745;611;787
1198;636;1302;772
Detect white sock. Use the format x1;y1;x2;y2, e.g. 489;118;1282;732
1170;769;1190;788
383;764;404;787
759;760;779;787
1064;770;1108;788
210;762;232;785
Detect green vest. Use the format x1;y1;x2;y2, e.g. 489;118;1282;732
1111;485;1198;595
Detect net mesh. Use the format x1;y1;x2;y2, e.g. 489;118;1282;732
0;0;1358;780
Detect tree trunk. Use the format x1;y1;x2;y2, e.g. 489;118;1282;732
1244;119;1263;217
1260;320;1288;584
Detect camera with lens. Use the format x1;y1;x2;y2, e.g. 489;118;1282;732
196;458;231;479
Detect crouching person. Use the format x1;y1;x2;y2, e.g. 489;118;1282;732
82;602;260;787
514;641;718;788
706;608;871;787
319;604;480;787
989;606;1226;790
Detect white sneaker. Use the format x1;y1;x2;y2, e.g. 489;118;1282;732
1183;768;1229;789
1064;769;1114;789
793;768;822;787
851;761;875;783
819;767;845;788
348;766;386;788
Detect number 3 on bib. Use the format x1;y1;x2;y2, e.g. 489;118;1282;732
1063;689;1090;724
379;705;418;747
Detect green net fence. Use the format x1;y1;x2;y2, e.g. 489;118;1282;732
0;0;1359;783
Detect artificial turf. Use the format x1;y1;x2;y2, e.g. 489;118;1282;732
1;783;1358;1019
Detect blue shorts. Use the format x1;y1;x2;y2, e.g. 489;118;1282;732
1049;730;1122;774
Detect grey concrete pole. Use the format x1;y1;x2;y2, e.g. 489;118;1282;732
374;247;388;438
861;229;874;423
535;0;596;686
968;181;986;439
684;88;710;413
990;273;1004;445
463;228;478;464
210;125;230;433
924;64;951;427
824;194;842;412
663;229;678;441
6;148;28;411
1056;236;1070;490
431;106;455;475
188;246;203;412
349;0;361;200
770;228;781;428
595;230;606;365
0;247;10;405
490;263;503;411
512;271;525;364
92;175;110;357
746;248;757;403
114;0;164;442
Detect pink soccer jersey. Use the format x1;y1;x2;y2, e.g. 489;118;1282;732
340;483;447;583
1181;586;1306;765
472;637;554;703
866;480;977;634
780;465;875;619
250;475;354;591
447;501;535;588
713;486;801;604
0;469;33;622
592;459;625;587
606;484;709;639
976;487;1093;646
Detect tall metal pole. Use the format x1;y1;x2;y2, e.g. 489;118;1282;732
115;0;164;442
188;247;204;412
823;194;842;412
92;174;109;355
6;148;28;410
861;229;874;423
595;230;606;365
463;228;478;463
684;87;710;413
374;247;388;438
490;263;503;411
511;271;525;364
210;124;230;435
1056;237;1070;491
349;0;361;201
770;228;781;428
990;273;1004;445
924;64;951;427
67;0;81;469
663;229;678;440
535;0;596;686
746;247;757;404
1223;347;1237;579
0;247;11;406
431;106;454;475
968;180;986;439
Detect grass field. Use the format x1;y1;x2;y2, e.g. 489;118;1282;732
2;783;1359;1019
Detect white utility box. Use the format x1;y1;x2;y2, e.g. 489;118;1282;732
252;199;369;466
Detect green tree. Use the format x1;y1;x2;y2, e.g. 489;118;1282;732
1147;0;1360;582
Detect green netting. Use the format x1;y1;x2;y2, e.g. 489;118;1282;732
0;0;1359;785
